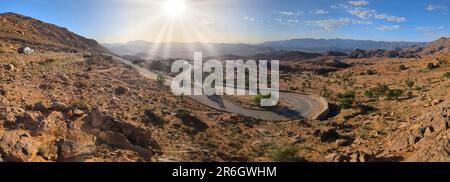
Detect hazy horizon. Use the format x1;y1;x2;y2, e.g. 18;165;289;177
103;37;432;45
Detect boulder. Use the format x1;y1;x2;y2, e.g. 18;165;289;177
115;86;129;95
3;64;15;72
33;101;49;112
335;139;352;147
314;128;340;142
98;131;134;149
144;109;164;126
57;139;94;161
50;101;69;111
20;111;44;130
88;109;105;128
0;131;38;162
35;111;67;137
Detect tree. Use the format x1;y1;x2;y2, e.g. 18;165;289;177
337;91;356;109
444;72;450;78
387;89;403;100
254;93;272;105
364;90;375;98
373;84;390;97
405;79;415;90
157;74;166;87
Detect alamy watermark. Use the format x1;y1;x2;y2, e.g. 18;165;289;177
170;52;280;106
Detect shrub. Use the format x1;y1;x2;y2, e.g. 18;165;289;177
337;91;356;109
269;146;304;162
373;84;390;97
364;90;376;98
405;79;415;90
387;89;404;100
444;72;450;78
254;93;272;105
157;74;166;87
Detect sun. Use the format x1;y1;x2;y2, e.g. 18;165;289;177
164;0;186;18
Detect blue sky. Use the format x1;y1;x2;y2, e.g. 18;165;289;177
1;0;449;43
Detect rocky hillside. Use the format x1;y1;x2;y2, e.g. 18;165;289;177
0;12;109;53
348;37;450;59
421;37;450;55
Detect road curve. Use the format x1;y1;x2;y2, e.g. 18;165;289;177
108;54;329;121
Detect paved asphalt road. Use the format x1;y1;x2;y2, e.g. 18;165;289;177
109;54;328;121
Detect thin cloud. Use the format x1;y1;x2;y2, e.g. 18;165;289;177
426;4;448;11
346;7;406;22
307;18;350;30
377;25;400;31
276;18;301;25
347;9;374;19
374;14;406;22
310;9;329;15
277;11;303;16
348;0;369;6
243;16;255;22
415;26;446;36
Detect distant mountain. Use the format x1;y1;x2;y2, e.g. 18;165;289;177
105;38;428;60
249;50;323;62
259;38;426;52
0;12;109;53
103;41;275;60
346;37;450;59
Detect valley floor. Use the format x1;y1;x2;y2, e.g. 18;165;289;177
0;52;448;162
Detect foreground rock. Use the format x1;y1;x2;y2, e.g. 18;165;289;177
0;131;38;162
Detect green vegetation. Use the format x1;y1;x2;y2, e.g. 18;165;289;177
387;89;404;100
444;72;450;78
364;90;376;99
254;93;272;105
372;84;390;97
364;84;404;100
157;74;166;87
269;146;304;162
337;91;356;109
405;79;415;90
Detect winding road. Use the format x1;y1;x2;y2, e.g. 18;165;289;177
108;54;329;121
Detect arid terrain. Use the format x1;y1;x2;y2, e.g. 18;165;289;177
0;13;448;162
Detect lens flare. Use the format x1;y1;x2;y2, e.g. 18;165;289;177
164;0;186;17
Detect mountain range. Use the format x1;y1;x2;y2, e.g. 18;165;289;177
103;39;427;60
